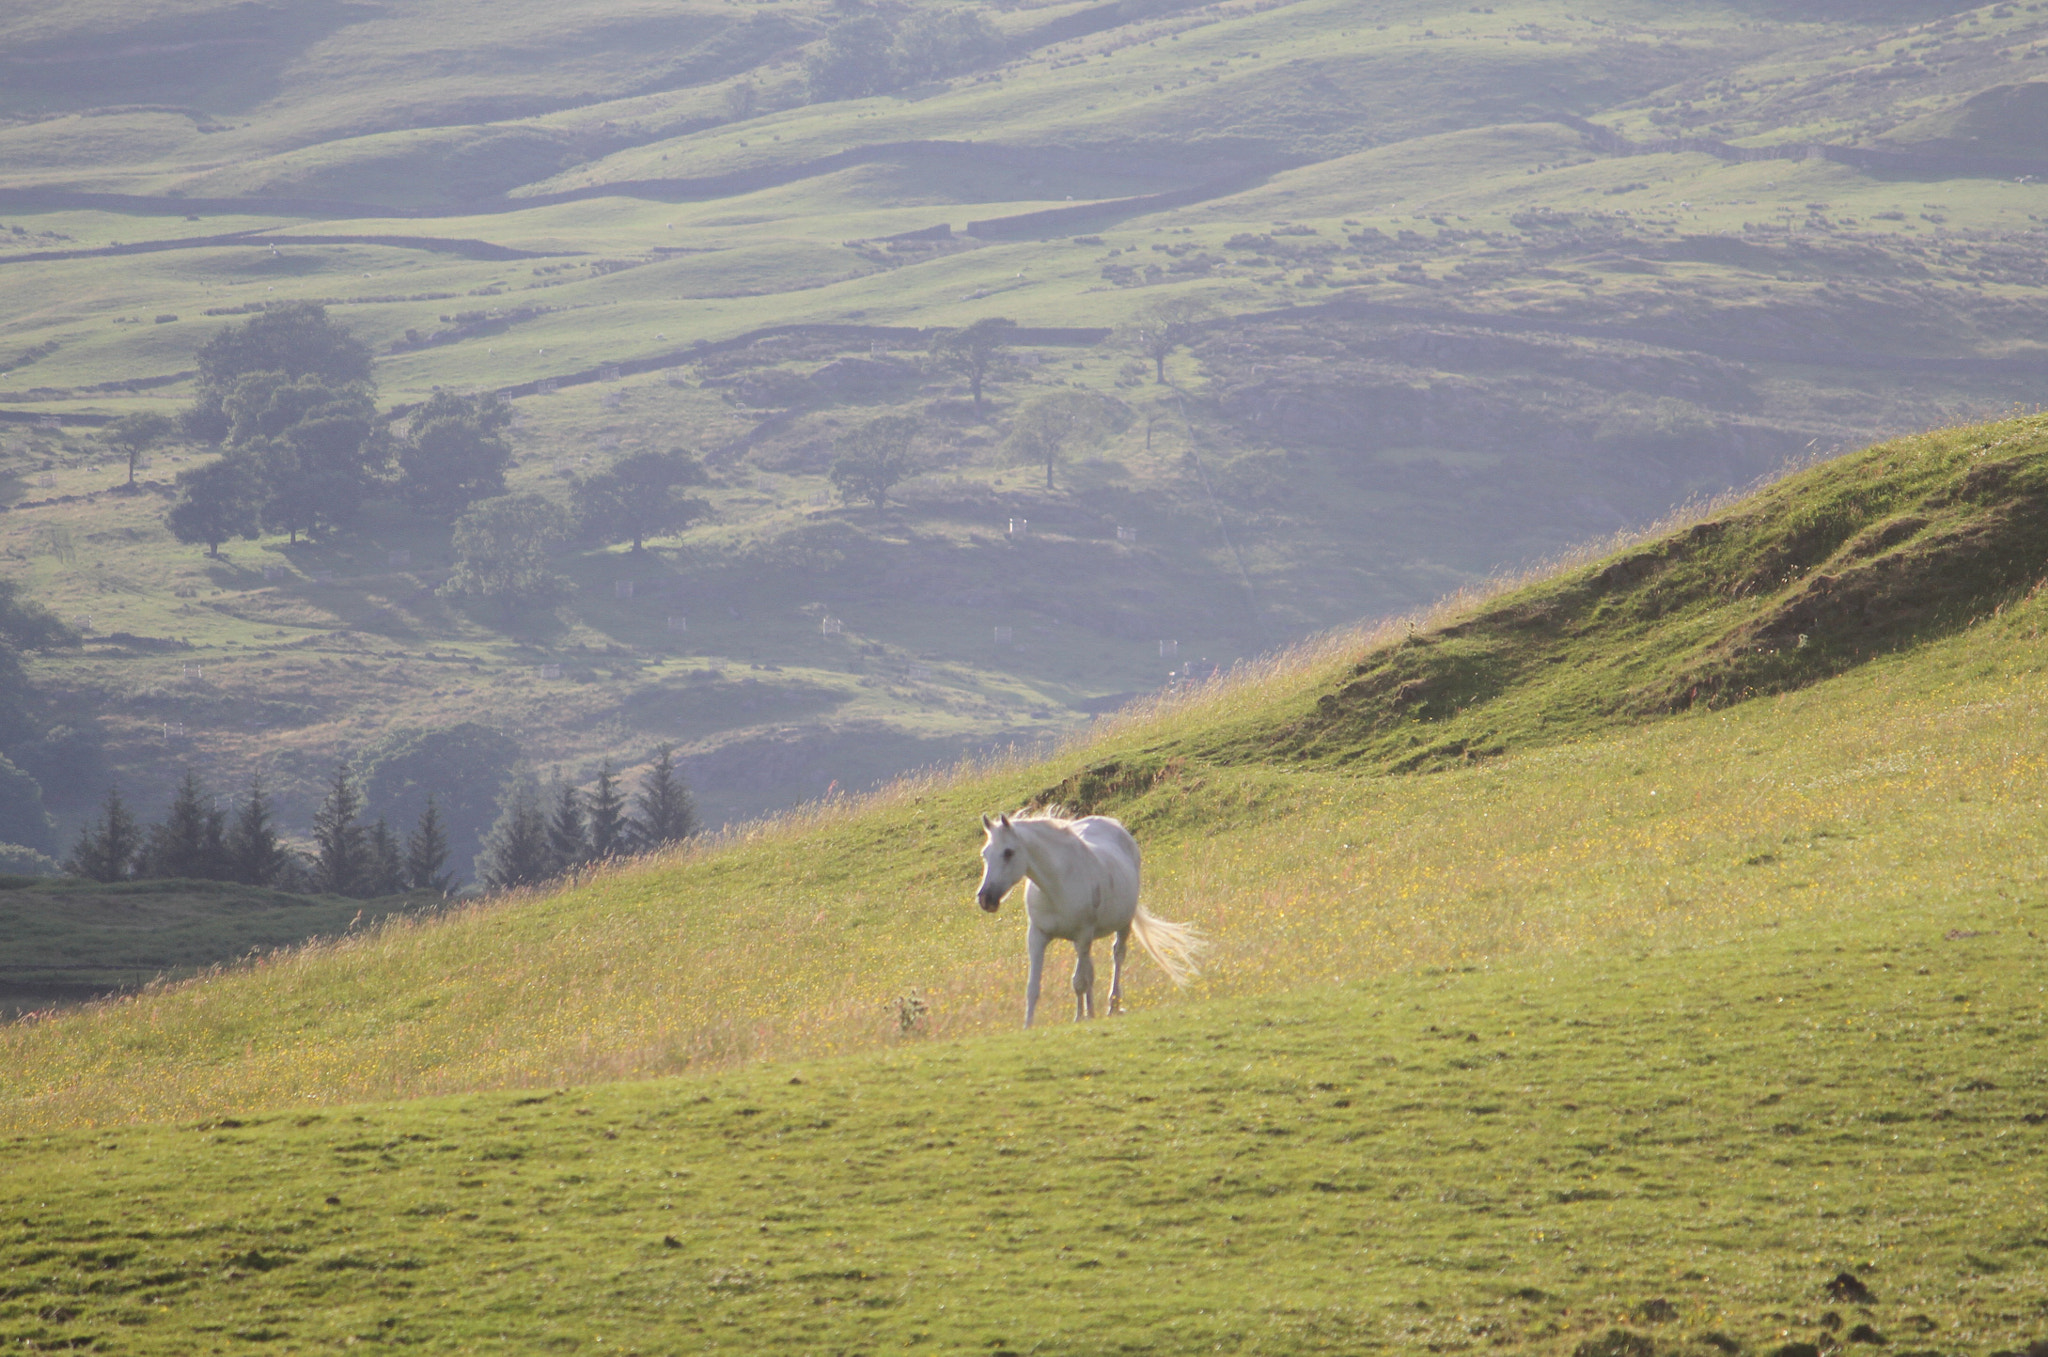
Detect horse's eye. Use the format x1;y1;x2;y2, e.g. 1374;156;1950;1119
1002;848;1014;860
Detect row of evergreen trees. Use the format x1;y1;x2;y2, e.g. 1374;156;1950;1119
475;744;696;891
65;745;701;897
65;766;452;897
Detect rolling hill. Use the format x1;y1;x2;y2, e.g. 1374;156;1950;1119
5;0;2048;855
0;412;2044;1349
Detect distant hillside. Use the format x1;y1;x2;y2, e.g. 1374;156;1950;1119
4;0;2048;847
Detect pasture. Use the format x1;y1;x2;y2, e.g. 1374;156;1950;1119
3;891;2041;1352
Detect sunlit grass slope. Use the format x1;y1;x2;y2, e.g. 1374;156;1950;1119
4;415;2046;1136
3;898;2043;1354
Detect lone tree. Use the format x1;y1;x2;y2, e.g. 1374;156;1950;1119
1120;296;1212;384
166;456;259;557
440;493;570;619
629;744;698;852
105;412;175;489
829;414;919;509
572;449;709;552
930;317;1017;412
397;390;515;518
1003;390;1133;490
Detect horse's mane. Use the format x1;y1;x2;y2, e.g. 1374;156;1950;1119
1012;803;1082;828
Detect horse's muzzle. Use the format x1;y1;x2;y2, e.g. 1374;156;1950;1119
978;891;1002;913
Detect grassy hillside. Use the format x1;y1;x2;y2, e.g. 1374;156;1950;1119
0;876;441;1017
1;415;2045;1349
6;0;2048;844
4;412;2044;1125
3;908;2042;1354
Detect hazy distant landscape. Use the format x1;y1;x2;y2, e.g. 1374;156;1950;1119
2;0;2045;859
3;3;2048;1351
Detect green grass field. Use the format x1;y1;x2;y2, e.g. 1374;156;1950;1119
4;908;2043;1354
2;415;2046;1350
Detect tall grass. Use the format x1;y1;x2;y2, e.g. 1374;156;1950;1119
5;554;2043;1131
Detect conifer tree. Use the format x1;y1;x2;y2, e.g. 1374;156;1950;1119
311;761;368;896
546;780;589;874
405;796;454;895
477;778;551;891
225;775;289;887
365;817;405;896
586;761;628;861
629;744;698;852
139;769;228;880
65;785;141;882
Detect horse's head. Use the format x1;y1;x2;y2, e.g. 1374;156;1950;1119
977;813;1024;913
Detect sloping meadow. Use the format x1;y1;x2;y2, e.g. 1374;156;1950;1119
1;877;2042;1353
4;416;2047;1135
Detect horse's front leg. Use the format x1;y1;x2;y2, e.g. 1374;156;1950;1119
1107;928;1129;1015
1072;931;1097;1020
1024;926;1049;1028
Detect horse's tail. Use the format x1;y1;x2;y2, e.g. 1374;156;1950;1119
1130;904;1208;987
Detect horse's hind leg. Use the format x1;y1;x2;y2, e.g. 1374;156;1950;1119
1072;935;1096;1021
1025;926;1049;1028
1107;928;1129;1015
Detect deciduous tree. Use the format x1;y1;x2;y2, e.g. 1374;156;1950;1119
441;494;570;618
571;450;708;552
1003;390;1133;490
930;317;1017;412
166;455;259;557
1119;296;1212;384
397;391;514;517
106;412;175;489
185;303;374;442
829;414;919;509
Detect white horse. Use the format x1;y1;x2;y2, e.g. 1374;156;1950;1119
976;809;1206;1026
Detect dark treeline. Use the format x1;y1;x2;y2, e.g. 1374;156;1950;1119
63;746;699;898
474;743;697;892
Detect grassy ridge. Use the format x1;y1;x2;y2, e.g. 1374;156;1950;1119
2;897;2041;1353
5;418;2046;1131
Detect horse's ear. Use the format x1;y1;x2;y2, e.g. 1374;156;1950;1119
999;813;1010;828
981;813;992;830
